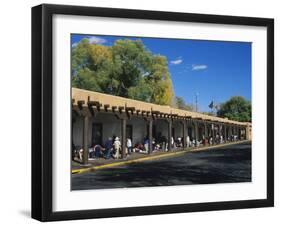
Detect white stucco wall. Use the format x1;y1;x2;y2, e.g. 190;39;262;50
73;113;151;147
72;113;214;147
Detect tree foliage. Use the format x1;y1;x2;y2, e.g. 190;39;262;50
217;96;251;122
175;96;193;111
72;38;175;106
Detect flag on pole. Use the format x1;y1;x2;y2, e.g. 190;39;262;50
208;101;214;109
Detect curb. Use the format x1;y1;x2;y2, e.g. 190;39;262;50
72;140;250;175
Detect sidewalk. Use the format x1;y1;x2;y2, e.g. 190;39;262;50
72;140;250;174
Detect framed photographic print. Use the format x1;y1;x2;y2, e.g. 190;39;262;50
32;4;274;221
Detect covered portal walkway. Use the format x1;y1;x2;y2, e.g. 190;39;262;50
72;88;252;165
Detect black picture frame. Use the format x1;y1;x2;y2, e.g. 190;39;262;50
32;3;274;222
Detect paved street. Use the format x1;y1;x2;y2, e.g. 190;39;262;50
71;142;251;190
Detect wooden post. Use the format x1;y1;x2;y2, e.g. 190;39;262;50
168;119;172;151
82;115;89;165
204;122;208;138
182;121;187;148
238;127;241;140
224;124;227;142
121;118;127;159
194;120;198;147
218;123;222;143
148;119;153;154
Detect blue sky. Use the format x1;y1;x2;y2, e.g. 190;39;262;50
71;34;251;112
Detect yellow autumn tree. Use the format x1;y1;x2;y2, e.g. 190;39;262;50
150;55;175;106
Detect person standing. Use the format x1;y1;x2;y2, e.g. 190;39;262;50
113;137;121;159
186;135;190;147
171;136;174;149
104;137;113;159
127;137;132;156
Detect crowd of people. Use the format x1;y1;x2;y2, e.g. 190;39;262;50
72;133;240;161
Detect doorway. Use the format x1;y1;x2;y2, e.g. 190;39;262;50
92;123;103;145
126;124;133;142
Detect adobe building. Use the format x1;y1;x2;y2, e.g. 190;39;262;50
72;88;252;164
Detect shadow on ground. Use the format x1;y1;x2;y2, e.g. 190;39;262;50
72;142;252;190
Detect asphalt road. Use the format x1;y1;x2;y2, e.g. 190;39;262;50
71;142;251;190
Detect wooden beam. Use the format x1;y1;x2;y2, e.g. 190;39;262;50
152;110;160;115
118;106;124;113
104;104;110;112
125;107;135;112
77;100;85;110
112;106;117;113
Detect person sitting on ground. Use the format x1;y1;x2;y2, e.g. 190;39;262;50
104;137;113;159
209;137;213;145
88;145;95;159
78;147;83;160
93;144;105;159
134;142;144;153
113;137;121;159
177;137;182;148
191;139;197;147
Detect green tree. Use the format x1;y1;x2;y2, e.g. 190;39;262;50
71;38;175;106
217;96;251;122
111;39;153;97
175;96;193;111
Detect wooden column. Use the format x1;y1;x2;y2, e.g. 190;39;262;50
218;123;222;138
194;120;199;147
148;119;153;154
168;119;172;151
182;120;187;148
82;115;89;165
238;127;241;140
224;124;227;142
204;122;208;139
121;118;127;159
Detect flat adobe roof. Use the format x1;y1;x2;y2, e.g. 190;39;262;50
72;88;251;127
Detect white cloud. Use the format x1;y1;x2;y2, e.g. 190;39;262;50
192;64;208;71
170;58;183;65
72;42;78;48
87;36;107;44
